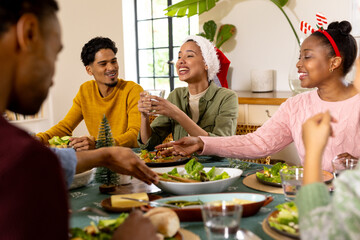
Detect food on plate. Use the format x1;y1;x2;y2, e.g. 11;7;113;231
164;198;254;208
70;208;180;240
232;198;256;205
165;200;204;207
140;149;190;163
159;158;229;182
268;202;299;236
48;136;71;148
110;192;148;208
140;150;173;163
144;207;180;238
256;162;291;184
70;213;128;239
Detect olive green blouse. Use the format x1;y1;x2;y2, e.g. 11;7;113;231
138;81;239;150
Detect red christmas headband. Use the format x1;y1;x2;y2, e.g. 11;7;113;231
300;13;341;57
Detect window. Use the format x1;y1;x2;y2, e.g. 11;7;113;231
134;0;199;95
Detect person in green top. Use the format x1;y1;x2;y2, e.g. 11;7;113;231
295;57;360;239
137;35;239;151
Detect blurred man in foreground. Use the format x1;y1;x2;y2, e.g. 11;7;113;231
0;0;157;239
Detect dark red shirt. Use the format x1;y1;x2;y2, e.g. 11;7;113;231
0;116;69;239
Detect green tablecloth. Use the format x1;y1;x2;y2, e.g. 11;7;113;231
69;155;286;239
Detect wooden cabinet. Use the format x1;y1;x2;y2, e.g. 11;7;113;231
235;91;300;166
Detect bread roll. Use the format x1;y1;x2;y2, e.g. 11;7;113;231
144;207;180;237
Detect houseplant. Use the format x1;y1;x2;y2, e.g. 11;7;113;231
198;20;236;48
165;0;299;46
165;0;308;93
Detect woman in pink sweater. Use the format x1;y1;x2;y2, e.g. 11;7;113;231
157;21;360;172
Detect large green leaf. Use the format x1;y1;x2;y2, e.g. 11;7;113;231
165;0;220;17
215;24;236;48
200;20;217;42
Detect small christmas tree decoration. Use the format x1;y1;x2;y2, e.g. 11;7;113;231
94;115;118;193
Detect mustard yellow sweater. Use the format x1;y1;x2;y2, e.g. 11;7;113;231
37;79;143;147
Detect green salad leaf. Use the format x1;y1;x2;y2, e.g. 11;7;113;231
165;159;229;182
69;213;128;240
268;202;299;235
256;162;290;183
48;136;71;146
185;158;204;175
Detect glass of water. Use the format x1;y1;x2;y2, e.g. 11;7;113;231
144;89;165;115
201;201;242;240
332;156;359;178
280;167;303;202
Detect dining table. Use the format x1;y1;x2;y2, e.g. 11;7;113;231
69;152;289;240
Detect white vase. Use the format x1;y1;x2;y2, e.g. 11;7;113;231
250;69;274;93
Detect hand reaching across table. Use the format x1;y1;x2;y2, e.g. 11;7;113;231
76;147;158;185
156;136;204;156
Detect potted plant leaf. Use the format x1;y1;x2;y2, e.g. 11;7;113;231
199;20;236;48
165;0;300;46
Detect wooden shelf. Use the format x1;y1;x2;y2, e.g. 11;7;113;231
235;91;294;105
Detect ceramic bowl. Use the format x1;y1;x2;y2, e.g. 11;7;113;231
154;167;243;195
69;169;94;190
150;192;273;221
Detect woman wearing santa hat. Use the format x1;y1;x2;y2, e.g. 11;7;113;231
137;35;238;151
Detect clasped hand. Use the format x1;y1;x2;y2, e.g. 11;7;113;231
69;136;96;151
138;92;179;119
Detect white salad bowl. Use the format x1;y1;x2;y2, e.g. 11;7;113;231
69;168;95;190
155;167;243;195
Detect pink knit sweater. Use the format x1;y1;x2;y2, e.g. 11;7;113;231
200;90;360;172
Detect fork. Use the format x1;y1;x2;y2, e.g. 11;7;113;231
72;207;109;217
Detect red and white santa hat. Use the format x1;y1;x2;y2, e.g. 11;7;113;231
183;35;230;88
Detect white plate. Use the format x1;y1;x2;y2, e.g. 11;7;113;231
69;169;94;190
155;167;243;195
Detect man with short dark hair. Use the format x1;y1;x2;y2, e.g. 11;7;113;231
36;37;143;151
0;1;157;239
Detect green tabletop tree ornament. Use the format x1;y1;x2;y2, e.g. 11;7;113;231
94;114;118;193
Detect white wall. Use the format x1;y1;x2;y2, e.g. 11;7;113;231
22;0;355;135
199;0;352;91
49;0;125;136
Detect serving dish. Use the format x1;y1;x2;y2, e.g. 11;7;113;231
149;192;273;221
69;169;94;190
256;170;334;187
155;167;243;195
267;210;299;239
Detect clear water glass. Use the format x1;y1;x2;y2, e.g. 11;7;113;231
332;156;359;178
201;201;242;240
144;89;165;116
280;167;303;202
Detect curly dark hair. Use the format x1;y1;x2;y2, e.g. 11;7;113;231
312;21;357;75
80;37;118;66
0;0;58;36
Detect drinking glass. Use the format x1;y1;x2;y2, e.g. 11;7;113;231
144;89;165;115
280;167;303;202
201;201;242;240
332;156;359;178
